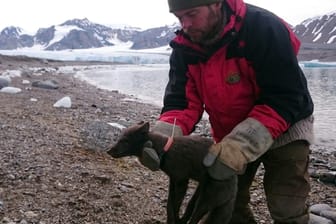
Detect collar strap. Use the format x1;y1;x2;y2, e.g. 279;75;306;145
163;137;174;152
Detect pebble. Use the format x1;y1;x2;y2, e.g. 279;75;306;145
53;96;72;108
309;204;336;224
22;79;30;84
330;163;336;171
309;156;336;186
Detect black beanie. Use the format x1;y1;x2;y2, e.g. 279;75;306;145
168;0;222;12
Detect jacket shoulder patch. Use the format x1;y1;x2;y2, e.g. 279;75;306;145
226;72;241;84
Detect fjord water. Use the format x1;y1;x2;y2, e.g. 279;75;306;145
76;65;336;151
305;67;336;149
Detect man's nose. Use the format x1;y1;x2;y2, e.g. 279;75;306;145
181;18;192;29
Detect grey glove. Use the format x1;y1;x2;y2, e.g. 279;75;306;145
140;121;183;171
139;141;161;171
203;118;273;180
203;150;236;180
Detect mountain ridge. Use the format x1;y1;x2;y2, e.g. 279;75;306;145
0;12;335;61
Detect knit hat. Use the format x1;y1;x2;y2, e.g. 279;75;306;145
168;0;222;12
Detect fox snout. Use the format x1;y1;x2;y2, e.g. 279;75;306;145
107;138;141;158
107;121;150;159
107;144;127;158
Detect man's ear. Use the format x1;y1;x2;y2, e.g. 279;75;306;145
214;1;222;11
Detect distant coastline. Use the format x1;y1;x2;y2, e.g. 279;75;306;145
298;47;336;62
1;47;336;66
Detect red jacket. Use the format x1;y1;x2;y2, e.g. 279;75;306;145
159;0;313;142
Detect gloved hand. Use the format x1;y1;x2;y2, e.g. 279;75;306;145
139;141;160;171
203;118;274;180
140;121;183;171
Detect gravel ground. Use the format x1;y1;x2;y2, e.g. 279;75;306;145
0;54;335;224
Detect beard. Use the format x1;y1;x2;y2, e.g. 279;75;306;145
185;6;224;46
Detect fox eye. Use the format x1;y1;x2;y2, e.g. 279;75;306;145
117;136;128;144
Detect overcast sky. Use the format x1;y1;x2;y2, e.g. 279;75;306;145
1;0;335;32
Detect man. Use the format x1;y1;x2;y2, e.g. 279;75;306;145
142;0;314;223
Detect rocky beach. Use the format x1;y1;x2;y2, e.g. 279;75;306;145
0;54;335;223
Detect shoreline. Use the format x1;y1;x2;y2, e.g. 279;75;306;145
73;63;336;153
0;55;335;223
1;48;336;63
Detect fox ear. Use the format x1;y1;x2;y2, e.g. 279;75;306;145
137;121;145;125
139;121;150;133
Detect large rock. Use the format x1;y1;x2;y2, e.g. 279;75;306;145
79;120;124;151
309;204;336;224
0;86;21;94
32;80;59;89
0;76;10;89
309;213;334;224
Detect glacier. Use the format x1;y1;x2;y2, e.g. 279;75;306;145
0;47;171;65
1;47;336;67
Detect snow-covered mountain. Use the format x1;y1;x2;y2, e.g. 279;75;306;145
0;12;335;52
0;27;34;49
0;18;180;51
293;11;336;45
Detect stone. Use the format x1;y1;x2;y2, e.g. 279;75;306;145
32;80;59;89
0;87;21;94
0;76;10;89
320;210;336;222
310;203;332;214
79;120;123;151
53;96;71;108
309;213;333;224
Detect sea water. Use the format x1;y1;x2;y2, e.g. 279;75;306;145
75;65;336;151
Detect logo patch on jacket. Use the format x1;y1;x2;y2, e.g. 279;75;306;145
226;72;241;84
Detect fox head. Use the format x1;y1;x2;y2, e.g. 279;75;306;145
107;121;150;158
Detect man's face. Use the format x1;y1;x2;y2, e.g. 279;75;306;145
173;3;223;44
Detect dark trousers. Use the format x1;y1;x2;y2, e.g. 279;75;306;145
229;140;310;224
